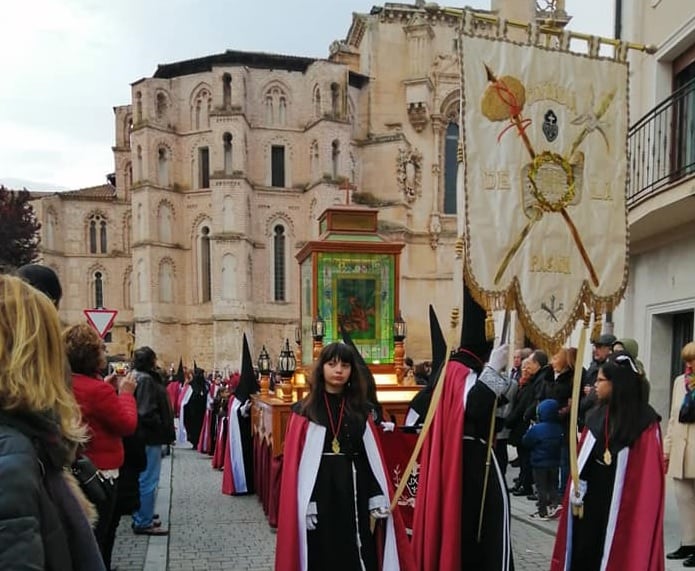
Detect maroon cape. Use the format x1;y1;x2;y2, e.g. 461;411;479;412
550;422;665;571
275;413;414;571
411;360;467;571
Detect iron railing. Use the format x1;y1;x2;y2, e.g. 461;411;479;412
628;77;695;207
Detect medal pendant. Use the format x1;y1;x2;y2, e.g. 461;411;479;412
331;437;340;454
603;449;612;465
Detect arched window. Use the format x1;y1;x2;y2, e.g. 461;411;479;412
278;97;287;125
223;132;233;175
88;214;107;254
191;87;211;130
444;122;459;214
158;147;169;187
273;224;286;302
310;140;319;180
89;220;97;253
135;91;142;123
313;85;322;118
100;221;107;253
94;271;104;308
200;226;212;303
155;92;168;120
331;140;340;180
330;82;340;117
264;85;288;125
265;95;274;124
223;73;232;108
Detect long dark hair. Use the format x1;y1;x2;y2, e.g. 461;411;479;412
601;350;654;448
301;342;369;423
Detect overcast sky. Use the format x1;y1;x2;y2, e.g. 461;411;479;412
0;0;613;191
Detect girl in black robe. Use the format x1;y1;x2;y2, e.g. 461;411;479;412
295;342;387;571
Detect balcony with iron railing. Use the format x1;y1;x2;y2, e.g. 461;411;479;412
628;77;695;207
627;77;695;248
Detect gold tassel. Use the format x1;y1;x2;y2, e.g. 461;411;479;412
485;308;495;341
590;311;602;343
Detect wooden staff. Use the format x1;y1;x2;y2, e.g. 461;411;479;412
568;310;591;517
476;309;510;542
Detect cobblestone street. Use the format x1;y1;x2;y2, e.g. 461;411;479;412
112;443;678;570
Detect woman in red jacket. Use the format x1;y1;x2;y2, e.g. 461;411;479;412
64;324;138;571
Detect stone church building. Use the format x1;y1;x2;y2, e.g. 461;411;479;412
34;0;578;370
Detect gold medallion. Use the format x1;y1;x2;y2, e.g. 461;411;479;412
332;437;340;454
603;449;612;465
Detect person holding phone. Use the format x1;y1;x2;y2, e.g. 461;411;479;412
64;324;138;570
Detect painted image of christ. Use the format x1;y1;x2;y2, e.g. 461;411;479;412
336;277;377;341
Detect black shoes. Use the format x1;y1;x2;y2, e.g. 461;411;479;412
667;545;695;560
511;487;532;497
685;554;695;567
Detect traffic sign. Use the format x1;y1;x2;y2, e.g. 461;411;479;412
84;308;118;338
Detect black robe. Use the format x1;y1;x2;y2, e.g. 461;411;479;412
297;396;383;571
183;378;207;447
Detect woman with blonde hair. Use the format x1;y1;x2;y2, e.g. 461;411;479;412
0;275;105;570
665;341;695;566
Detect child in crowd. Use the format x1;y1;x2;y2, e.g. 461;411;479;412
522;398;563;520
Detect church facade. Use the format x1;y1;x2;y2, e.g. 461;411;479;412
35;2;494;369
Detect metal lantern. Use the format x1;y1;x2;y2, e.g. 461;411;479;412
393;310;407;341
294;325;302;346
277;338;297;380
257;345;271;376
311;314;325;340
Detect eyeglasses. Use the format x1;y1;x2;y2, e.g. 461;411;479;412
613;354;640;374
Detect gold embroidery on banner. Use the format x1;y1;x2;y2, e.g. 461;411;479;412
482;170;512;190
530;255;571;275
526;82;577;113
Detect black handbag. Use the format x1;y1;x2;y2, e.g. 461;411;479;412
679;388;695;424
71;455;112;506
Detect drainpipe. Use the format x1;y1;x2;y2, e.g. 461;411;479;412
614;0;622;39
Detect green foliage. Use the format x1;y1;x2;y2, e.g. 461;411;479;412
0;186;41;272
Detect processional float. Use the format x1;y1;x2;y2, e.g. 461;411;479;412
392;8;654;521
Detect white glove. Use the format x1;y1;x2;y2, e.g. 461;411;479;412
569;480;588;507
380;421;395;432
488;344;510;373
240;400;252;417
306;501;318;531
368;495;388;519
370;506;390;519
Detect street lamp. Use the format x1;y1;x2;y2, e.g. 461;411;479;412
257;345;271;395
393;311;407;383
312;314;325;360
277;338;297;403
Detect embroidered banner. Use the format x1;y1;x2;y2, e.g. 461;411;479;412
459;32;629;347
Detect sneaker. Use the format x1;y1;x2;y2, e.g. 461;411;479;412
547;505;563;519
133;525;169;536
529;512;549;521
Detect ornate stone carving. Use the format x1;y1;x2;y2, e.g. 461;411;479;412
397;147;423;203
429;213;442;250
407;102;429;132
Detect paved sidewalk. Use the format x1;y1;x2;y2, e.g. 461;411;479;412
111;444;682;571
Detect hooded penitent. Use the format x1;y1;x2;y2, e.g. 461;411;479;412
222;333;257;495
406;305;447;426
412;282;513;571
183;366;207;447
